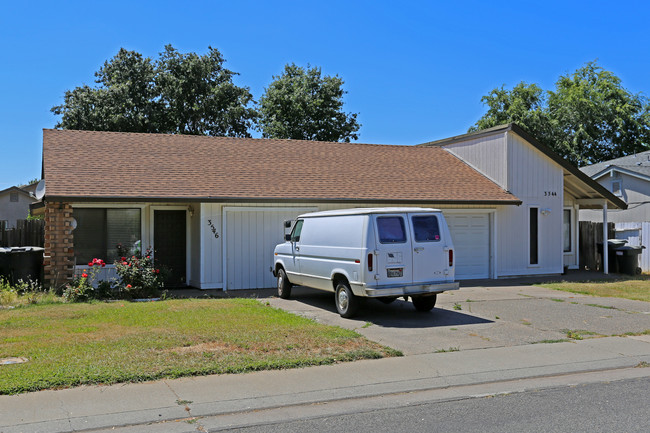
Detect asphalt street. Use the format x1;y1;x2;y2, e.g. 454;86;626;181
230;377;650;433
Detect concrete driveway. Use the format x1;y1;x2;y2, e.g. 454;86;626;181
265;281;650;355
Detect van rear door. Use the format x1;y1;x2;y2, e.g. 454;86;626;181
373;214;413;285
409;212;448;283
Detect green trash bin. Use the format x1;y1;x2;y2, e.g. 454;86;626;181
0;247;44;285
614;245;645;276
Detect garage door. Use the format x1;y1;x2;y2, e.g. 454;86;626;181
224;207;316;290
445;213;490;279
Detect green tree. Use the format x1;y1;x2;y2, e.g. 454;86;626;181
258;63;360;142
470;61;650;166
51;46;257;137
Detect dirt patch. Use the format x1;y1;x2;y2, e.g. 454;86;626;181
167;342;245;354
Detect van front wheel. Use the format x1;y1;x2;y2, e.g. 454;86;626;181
335;282;359;318
412;294;437;312
277;269;292;299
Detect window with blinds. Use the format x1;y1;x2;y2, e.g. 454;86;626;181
74;208;141;264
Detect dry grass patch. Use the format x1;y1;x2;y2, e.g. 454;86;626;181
0;299;399;395
539;277;650;302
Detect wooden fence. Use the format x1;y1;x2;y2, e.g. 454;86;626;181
579;221;615;271
0;219;45;247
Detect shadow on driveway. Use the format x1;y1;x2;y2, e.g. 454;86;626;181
280;287;493;329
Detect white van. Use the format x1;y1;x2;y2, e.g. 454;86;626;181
272;208;459;317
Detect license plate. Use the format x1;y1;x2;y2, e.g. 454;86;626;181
387;268;403;278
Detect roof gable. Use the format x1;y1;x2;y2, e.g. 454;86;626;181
0;186;33;198
42;129;519;205
419;123;626;210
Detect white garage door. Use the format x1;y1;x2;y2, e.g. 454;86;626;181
224;207;316;290
445;213;491;279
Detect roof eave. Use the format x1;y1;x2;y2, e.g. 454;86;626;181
44;195;522;206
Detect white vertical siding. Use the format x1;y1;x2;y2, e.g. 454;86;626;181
198;201;493;289
223;207;317;290
189;205;201;286
496;133;564;276
200;203;223;288
442;132;508;189
642;223;650;272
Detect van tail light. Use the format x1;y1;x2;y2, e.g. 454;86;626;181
449;250;454;267
368;253;373;272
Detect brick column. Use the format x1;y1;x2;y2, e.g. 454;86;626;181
43;202;74;289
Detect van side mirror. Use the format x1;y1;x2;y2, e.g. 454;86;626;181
285;234;292;241
284;220;292;228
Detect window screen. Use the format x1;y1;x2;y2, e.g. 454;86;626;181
377;216;406;243
563;209;572;253
10;193;19;202
412;215;441;242
74;208;141;264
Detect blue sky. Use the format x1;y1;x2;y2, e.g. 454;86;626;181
1;0;649;189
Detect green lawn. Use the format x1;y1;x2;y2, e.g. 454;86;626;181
539;277;650;302
0;299;399;395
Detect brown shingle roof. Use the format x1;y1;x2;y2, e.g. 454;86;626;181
42;129;520;204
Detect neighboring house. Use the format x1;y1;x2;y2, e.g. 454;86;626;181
40;124;624;289
580;151;650;271
0;185;38;228
580;150;650;223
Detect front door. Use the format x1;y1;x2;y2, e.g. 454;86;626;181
153;210;186;287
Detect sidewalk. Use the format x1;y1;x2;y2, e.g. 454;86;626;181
1;335;649;433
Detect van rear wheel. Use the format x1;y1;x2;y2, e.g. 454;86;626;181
277;269;292;299
335;281;359;318
412;294;437;312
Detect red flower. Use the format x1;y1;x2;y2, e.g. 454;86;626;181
155;269;160;274
121;261;128;266
126;284;132;288
89;258;106;267
81;273;88;278
121;257;126;261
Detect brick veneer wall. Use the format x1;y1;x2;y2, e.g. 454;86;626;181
44;202;74;289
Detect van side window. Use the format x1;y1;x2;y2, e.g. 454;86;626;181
412;215;441;242
291;220;304;242
377;216;407;243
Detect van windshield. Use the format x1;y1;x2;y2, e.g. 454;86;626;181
377;216;406;243
412;215;440;242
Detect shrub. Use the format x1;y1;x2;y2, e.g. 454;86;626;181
114;248;165;299
62;258;107;302
1;277;55;306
